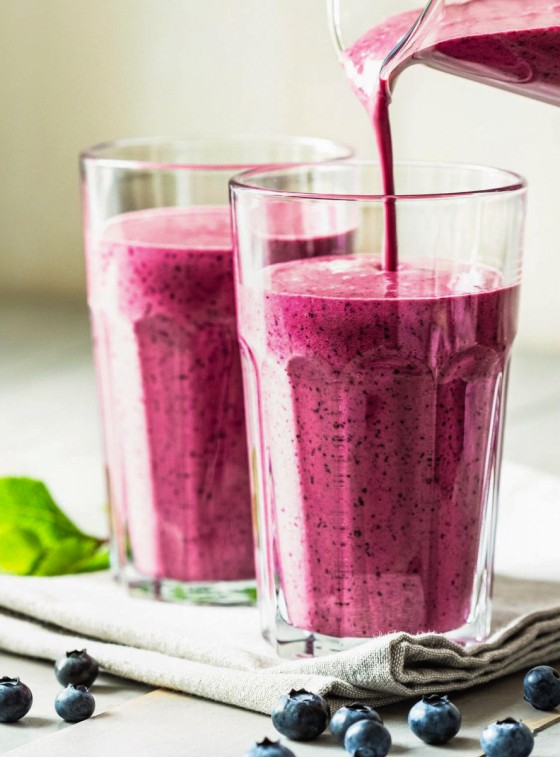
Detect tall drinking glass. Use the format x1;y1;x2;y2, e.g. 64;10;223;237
231;161;525;652
81;136;352;605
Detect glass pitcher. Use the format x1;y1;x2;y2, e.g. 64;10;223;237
328;0;560;106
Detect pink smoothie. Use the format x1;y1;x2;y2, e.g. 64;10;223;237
344;0;560;268
239;255;519;637
87;207;254;583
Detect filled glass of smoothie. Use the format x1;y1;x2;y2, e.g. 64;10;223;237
231;160;526;653
80;136;351;605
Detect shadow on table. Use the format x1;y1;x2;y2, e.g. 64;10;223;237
390;736;479;753
444;736;481;751
10;716;54;730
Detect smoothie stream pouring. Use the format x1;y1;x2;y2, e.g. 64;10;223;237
80;136;351;605
329;0;560;269
231;161;526;656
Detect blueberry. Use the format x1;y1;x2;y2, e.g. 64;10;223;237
54;649;99;688
523;665;560;711
480;718;534;757
242;737;296;757
408;694;461;745
271;688;330;741
54;684;96;723
329;703;383;743
0;677;33;723
344;719;392;757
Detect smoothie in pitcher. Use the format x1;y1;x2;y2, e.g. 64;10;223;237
88;207;254;584
240;255;518;636
346;0;560;112
344;0;560;269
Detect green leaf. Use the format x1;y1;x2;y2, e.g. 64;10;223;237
0;477;109;576
0;527;43;574
69;544;110;574
242;586;257;604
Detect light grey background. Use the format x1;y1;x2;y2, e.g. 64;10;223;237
0;0;559;350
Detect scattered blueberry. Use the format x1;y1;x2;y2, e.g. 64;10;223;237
344;719;392;757
242;737;296;757
480;718;534;757
0;677;33;723
408;694;461;745
54;684;96;723
329;702;383;743
54;650;99;688
523;665;560;711
271;689;330;741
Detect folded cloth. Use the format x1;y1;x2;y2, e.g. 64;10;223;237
0;572;559;714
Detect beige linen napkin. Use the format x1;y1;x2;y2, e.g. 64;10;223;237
0;571;558;714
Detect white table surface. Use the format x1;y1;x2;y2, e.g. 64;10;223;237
0;295;559;755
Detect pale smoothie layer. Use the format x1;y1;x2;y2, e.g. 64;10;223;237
244;255;519;637
88;207;254;583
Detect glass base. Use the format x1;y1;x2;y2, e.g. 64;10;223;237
121;564;257;606
272;596;491;659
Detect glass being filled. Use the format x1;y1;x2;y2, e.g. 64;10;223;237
231;161;526;656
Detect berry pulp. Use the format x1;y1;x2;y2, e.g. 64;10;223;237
87;207;254;582
239;254;518;637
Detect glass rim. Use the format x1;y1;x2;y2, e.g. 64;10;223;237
79;134;353;171
230;160;527;202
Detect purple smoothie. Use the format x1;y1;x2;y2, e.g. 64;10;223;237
87;206;254;583
240;255;519;637
343;0;560;270
418;0;560;105
347;0;560;106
